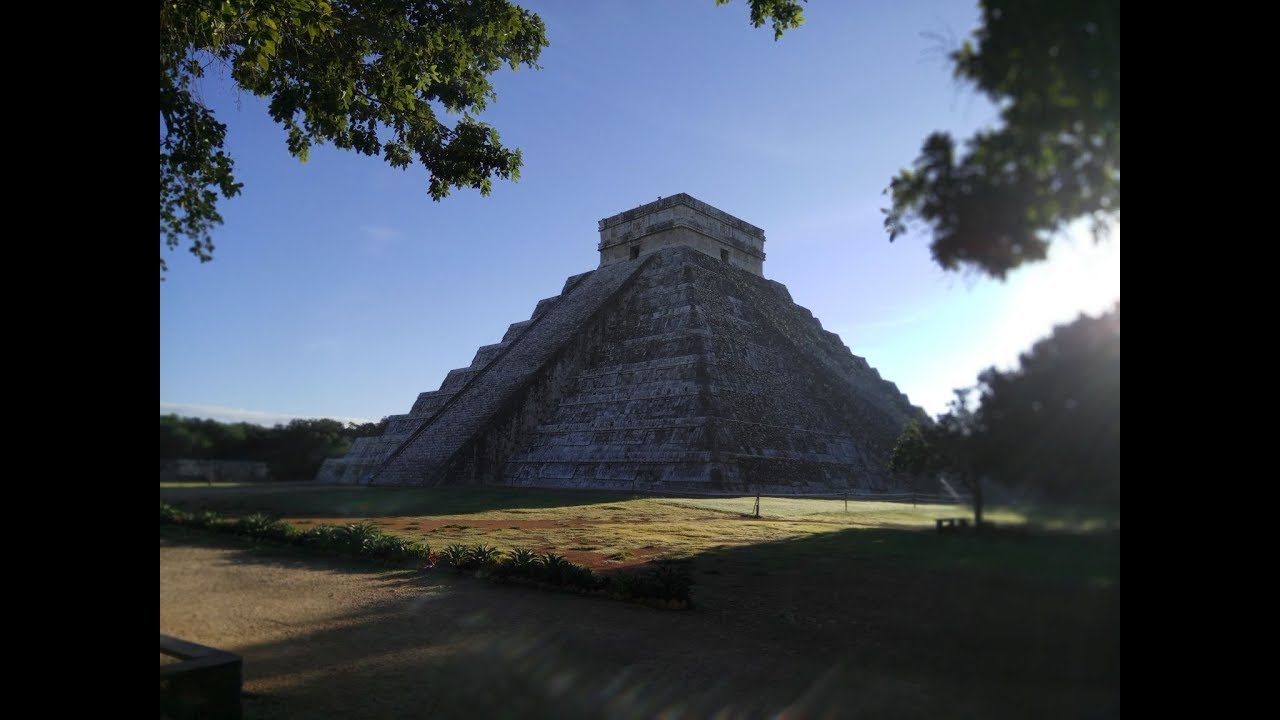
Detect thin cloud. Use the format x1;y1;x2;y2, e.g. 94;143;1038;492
360;225;402;241
359;224;404;258
160;402;372;427
836;307;932;334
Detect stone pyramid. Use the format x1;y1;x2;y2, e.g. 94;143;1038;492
318;194;923;492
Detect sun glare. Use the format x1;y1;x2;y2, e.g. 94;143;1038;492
989;220;1120;366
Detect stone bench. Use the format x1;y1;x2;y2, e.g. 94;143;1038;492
160;634;242;719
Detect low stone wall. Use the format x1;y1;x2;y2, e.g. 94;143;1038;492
160;459;272;484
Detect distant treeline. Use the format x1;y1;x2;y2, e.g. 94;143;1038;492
159;414;388;481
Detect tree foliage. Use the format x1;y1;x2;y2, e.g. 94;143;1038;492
716;0;806;40
887;418;945;493
160;0;548;278
888;419;931;478
972;304;1120;506
159;413;390;479
345;416;390;438
889;304;1120;517
883;0;1120;278
890;389;992;522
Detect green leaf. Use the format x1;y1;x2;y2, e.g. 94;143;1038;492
161;0;548;278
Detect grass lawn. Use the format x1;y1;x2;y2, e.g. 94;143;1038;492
160;483;1117;584
161;483;1119;719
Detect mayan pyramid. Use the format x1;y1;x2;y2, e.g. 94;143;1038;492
318;194;923;492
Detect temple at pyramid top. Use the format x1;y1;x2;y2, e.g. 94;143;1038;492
598;193;767;276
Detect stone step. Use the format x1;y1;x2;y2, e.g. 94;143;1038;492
370;254;653;485
469;342;509;369
501;320;532;342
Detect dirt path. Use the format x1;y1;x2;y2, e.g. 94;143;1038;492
160;535;1118;719
160;539;825;719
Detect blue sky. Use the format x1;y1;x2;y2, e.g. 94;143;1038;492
159;0;1120;427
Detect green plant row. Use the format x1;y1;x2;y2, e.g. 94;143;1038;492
161;503;693;607
435;543;694;608
160;502;429;565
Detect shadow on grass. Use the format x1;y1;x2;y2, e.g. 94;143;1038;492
692;523;1120;586
1011;502;1122;531
161;522;1118;720
684;525;1119;717
160;526;431;581
160;484;635;519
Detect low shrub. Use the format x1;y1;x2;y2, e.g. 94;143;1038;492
298;524;345;548
561;563;599;591
237;513;295;543
337;522;384;554
438;543;472;572
540;553;572;585
608;571;657;599
468;544;504;568
606;561;694;606
190;510;228;532
494;547;540;578
160;504;690;605
161;504;427;566
364;533;430;564
649;560;694;602
160;502;185;525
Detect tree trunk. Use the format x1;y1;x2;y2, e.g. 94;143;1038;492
972;475;984;526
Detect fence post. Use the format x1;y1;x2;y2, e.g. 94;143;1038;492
844;490;848;513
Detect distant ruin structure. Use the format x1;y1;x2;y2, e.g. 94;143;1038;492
162;459;272;484
318;193;923;492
